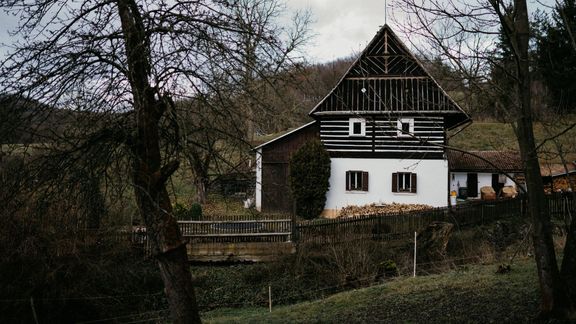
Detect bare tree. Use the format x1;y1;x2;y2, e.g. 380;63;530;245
392;0;575;318
0;0;307;322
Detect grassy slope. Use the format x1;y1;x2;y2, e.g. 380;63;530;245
449;119;576;163
203;259;541;323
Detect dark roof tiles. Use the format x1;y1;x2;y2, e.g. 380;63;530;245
448;150;523;172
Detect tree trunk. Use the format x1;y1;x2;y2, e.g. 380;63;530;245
511;0;574;318
133;173;201;323
193;174;208;204
188;153;210;204
561;207;576;304
117;0;201;322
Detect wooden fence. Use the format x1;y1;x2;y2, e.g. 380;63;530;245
128;194;573;257
179;219;293;243
295;198;524;245
546;193;575;220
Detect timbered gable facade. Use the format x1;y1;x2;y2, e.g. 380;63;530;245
320;116;445;158
310;24;468;160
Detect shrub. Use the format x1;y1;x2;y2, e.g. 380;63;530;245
289;140;331;219
377;259;399;279
173;203;202;220
190;203;202;220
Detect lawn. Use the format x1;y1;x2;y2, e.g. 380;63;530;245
203;258;543;323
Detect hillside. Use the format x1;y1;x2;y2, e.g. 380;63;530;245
204;259;540;323
449;119;576;163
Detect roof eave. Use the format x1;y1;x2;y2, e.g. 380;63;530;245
252;120;317;151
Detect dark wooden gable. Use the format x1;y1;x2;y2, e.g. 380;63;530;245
310;25;469;129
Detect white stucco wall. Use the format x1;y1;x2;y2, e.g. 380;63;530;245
324;158;449;216
450;172;516;199
255;148;262;211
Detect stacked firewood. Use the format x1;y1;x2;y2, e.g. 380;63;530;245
338;202;432;218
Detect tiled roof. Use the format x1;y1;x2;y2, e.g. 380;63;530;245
540;162;576;177
447;151;523;173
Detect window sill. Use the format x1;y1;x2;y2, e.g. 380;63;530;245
393;192;417;195
346;190;368;194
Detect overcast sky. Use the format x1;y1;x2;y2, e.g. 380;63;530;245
0;0;552;64
285;0;392;63
285;0;550;63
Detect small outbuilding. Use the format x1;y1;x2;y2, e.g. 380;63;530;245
447;150;524;199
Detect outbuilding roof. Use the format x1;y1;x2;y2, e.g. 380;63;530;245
253;121;317;150
447;150;523;173
540;161;576;177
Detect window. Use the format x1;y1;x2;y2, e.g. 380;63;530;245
397;118;414;137
346;171;369;191
392;172;417;193
349;118;366;136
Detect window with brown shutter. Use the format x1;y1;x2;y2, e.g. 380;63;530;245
346;171;351;191
410;173;417;193
362;171;369;191
346;170;368;192
392;172;417;193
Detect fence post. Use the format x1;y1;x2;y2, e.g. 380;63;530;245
413;231;417;277
269;285;272;313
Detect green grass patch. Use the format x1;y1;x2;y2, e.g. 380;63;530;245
203;259;541;323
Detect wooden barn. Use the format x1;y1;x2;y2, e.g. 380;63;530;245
255;24;471;217
255;121;319;213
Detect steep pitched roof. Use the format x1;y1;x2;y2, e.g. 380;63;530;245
447;151;523;173
309;25;470;129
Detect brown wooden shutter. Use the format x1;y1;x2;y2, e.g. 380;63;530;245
411;173;417;193
362;171;369;191
392;173;398;192
345;171;350;191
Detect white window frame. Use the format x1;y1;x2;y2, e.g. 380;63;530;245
397;118;414;137
349;118;366;137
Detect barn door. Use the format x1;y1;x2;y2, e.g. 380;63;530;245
467;173;478;198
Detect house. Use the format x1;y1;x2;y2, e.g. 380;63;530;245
255;24;470;217
447;151;524;199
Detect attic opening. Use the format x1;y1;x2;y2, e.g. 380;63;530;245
349;118;366;136
397;118;414;137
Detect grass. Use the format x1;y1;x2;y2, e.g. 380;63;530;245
203;258;543;323
449;117;576;163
